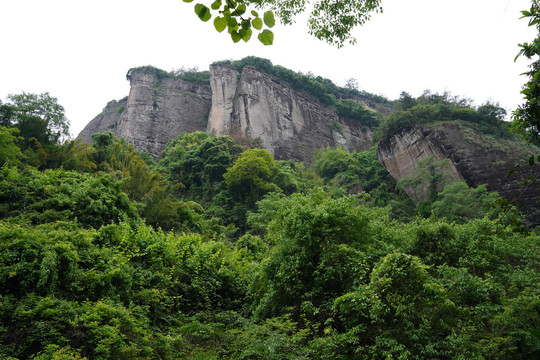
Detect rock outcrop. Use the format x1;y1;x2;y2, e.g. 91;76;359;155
78;65;374;161
207;65;373;161
377;122;540;224
79;72;212;158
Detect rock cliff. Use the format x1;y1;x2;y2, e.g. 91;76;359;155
78;65;374;161
377;122;540;224
79;72;212;158
207;65;373;161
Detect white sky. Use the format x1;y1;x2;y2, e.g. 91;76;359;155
0;0;536;137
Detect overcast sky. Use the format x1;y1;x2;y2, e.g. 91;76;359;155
0;0;536;137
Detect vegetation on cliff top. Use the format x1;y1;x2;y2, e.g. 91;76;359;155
374;90;514;143
213;56;387;128
126;65;211;85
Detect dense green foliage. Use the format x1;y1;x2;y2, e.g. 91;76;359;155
0;127;23;167
0;167;138;229
312;146;415;219
89;132;206;232
0;220;249;359
1;89;539;359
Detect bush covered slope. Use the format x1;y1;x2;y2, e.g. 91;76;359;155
1;90;539;359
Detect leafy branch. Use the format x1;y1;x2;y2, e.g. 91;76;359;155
183;0;383;47
184;0;276;45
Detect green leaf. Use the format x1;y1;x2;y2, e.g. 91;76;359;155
236;4;246;15
183;0;194;2
214;16;227;32
231;31;242;43
529;155;535;166
227;17;238;28
195;4;211;22
263;11;275;28
252;17;263;30
240;28;252;42
211;0;222;10
258;29;274;45
251;10;259;17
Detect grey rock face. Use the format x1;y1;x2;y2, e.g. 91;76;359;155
209;65;373;161
78;98;127;144
207;65;239;135
79;65;373;161
78;72;211;158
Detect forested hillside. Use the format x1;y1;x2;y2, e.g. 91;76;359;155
0;89;539;359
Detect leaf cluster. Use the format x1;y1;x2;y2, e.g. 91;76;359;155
184;0;276;45
308;0;382;47
184;0;384;47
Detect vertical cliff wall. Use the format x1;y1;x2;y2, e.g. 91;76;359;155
207;65;239;135
118;73;211;157
78;97;127;144
208;65;373;161
79;72;211;158
376;125;463;202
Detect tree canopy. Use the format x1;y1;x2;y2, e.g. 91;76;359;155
4;92;70;143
